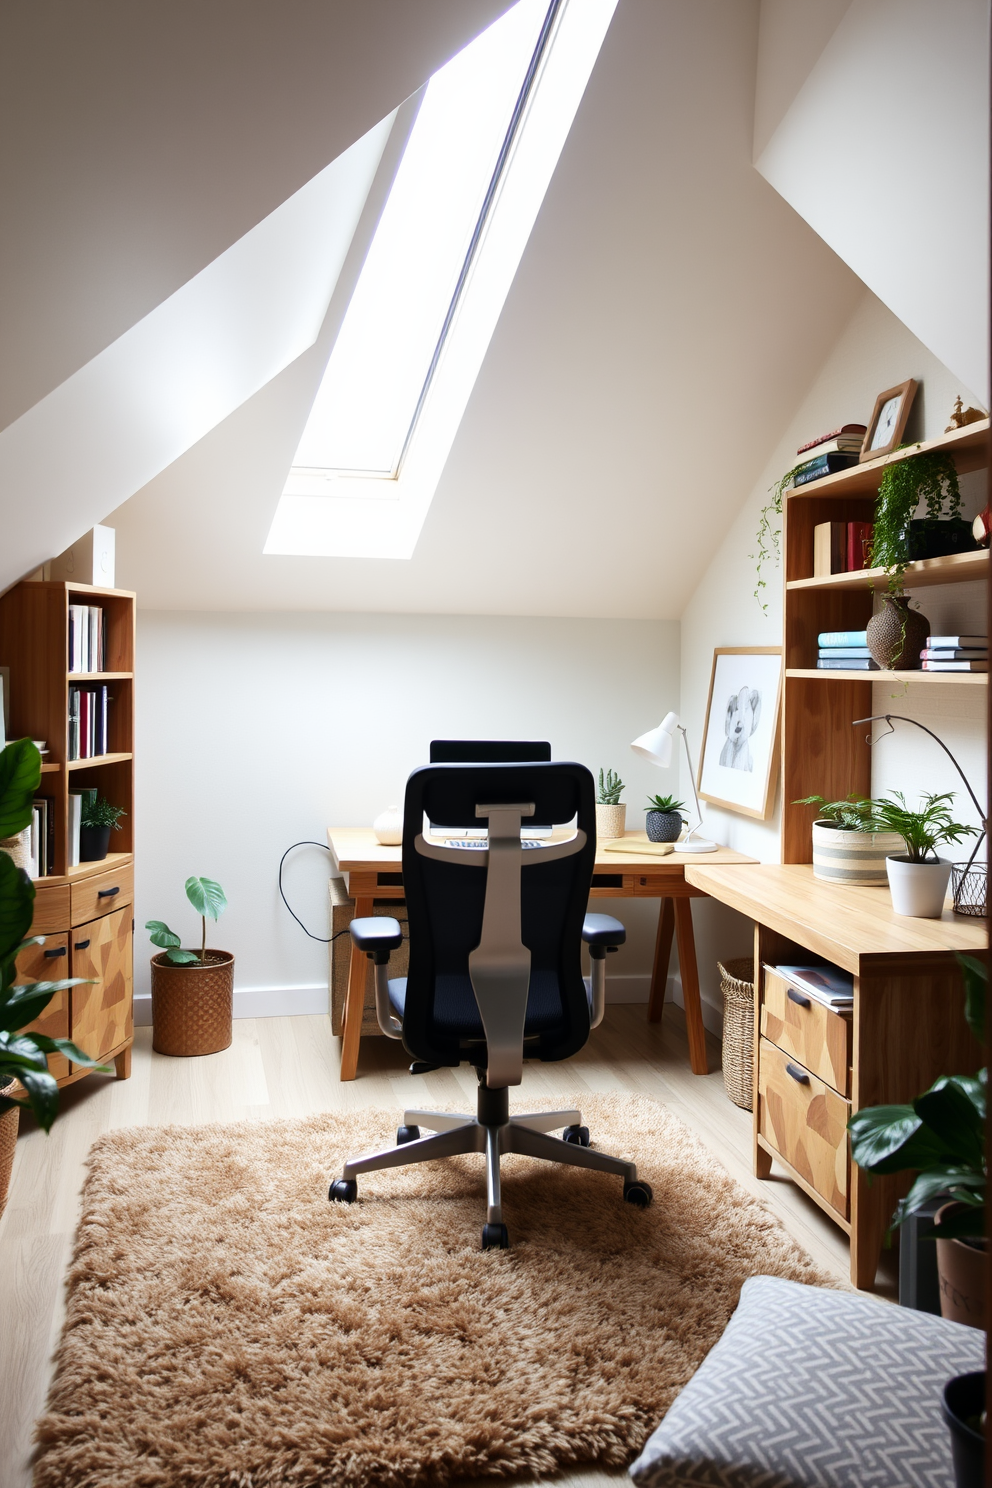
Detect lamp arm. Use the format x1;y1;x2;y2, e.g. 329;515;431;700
678;726;705;839
852;713;987;825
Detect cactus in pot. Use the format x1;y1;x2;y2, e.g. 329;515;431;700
595;769;626;841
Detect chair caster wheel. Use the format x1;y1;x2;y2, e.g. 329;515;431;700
397;1124;420;1144
562;1124;591;1146
623;1179;653;1208
329;1178;358;1204
481;1223;510;1250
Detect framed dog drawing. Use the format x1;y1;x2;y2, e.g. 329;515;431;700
697;648;783;819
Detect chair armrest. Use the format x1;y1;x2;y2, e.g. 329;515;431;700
349;917;403;963
582;913;625;959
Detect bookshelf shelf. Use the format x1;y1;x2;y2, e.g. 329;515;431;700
786;667;987;685
786;550;988;593
67;671;133;682
67;751;133;769
40;762;60;774
785;418;989;502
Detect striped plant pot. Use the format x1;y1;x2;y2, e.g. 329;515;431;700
811;820;905;887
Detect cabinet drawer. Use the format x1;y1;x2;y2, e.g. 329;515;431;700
29;880;70;935
70;906;133;1065
758;1037;850;1221
14;935;70;1080
70;863;133;926
761;968;850;1096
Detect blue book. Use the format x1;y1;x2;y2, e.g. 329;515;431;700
818;630;868;647
817;646;873;658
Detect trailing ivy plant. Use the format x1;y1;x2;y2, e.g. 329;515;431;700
751;465;806;613
870;448;962;595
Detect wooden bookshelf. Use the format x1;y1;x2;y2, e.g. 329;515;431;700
0;579;135;1088
781;421;990;864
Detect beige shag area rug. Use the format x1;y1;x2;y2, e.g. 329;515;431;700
35;1093;835;1487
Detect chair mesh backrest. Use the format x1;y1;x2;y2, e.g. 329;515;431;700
400;762;596;1068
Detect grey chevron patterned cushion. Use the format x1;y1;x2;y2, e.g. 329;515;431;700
629;1274;984;1488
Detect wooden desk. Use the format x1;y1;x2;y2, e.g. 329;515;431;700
686;862;987;1288
327;828;756;1082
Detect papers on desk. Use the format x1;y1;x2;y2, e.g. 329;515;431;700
601;839;674;856
774;964;853;1011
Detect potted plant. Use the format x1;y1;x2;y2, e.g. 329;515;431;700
146;877;234;1056
793;793;905;887
645;794;687;843
595;769;626;840
866;792;977;918
0;740;107;1218
79;795;126;862
849;954;986;1330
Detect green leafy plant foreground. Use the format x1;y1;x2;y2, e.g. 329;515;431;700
870;449;963;595
147;876;228;965
849;954;986;1240
596;769;624;805
0;739;108;1131
646;794;687;816
793;794;878;832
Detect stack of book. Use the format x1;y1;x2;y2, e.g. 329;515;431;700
68;605;107;674
816;629;879;671
812;520;874;575
68;786;97;868
68;684;110;759
792;424;867;489
774;964;854;1012
921;634;988;673
30;796;55;878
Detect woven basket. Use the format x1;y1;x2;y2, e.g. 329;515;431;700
718;957;755;1111
0;1081;19;1221
151;951;234;1056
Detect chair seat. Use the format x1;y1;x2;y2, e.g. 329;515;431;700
388;973;593;1038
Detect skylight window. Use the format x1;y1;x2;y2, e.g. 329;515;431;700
266;0;617;558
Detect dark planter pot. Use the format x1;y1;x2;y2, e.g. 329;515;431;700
906;517;978;562
150;951;234;1056
941;1371;985;1488
79;824;112;861
866;594;930;670
646;810;683;843
935;1202;987;1328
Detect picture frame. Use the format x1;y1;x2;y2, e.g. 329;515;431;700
859;378;918;463
697;647;783;820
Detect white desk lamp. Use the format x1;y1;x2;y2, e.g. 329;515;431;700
631;711;717;853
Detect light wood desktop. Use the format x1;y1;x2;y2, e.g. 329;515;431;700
686;862;987;1289
326;827;756;1081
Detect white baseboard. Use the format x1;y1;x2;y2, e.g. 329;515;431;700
605;972;722;1036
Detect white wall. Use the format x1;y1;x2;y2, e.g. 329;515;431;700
134;611;680;1016
680;287;988;1019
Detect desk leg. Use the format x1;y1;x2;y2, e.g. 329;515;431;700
340;895;373;1081
673;897;708;1075
647;898;675;1023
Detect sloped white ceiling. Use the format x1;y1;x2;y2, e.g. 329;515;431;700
103;0;863;618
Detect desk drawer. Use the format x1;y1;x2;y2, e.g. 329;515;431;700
758;1037;850;1221
761;968;850;1096
70;864;133;926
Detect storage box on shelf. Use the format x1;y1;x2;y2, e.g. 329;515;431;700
782;419;989;864
0;580;135;1087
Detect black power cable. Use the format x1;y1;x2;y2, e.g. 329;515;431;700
277;840;407;943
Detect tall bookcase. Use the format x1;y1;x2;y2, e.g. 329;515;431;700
780;419;990;862
0;580;135;1085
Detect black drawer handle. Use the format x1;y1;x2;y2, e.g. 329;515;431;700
97;886;120;898
785;1062;811;1085
74;939;90;951
787;988;811;1009
43;946;66;959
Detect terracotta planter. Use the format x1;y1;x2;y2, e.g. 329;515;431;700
0;1080;19;1222
886;855;952;918
935;1203;987;1328
151;951;234;1056
595;803;626;841
811;820;905;886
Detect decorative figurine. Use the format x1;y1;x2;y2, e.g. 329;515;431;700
945;395;986;432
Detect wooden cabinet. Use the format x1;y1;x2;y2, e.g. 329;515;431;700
0;579;136;1089
757;1035;850;1219
760;968;850;1095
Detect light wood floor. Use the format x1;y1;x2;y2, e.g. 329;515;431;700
0;1005;891;1488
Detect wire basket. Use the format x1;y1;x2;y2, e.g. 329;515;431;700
952;861;987;917
718;957;754;1111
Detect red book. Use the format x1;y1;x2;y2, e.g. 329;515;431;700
847;521;873;572
797;423;867;455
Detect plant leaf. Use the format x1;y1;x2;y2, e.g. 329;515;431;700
958;954;987;1045
0;852;34;966
14;1063;59;1131
913;1082;984;1168
30;1034;111;1070
0;738;42;838
185;877;227;921
166;948;200;965
145;921;180;949
848;1104;946;1174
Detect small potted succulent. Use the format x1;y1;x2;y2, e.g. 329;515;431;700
595;769;626;840
146;877;233;1056
793;792;905;887
867;792;977;918
645;794;687;844
79;795;126;862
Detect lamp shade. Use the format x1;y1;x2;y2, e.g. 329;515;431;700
630;711;679;767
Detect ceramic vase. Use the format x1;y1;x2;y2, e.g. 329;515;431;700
885;855;952;917
595;803;626;840
866;595;930;670
373;806;403;845
646;810;683;843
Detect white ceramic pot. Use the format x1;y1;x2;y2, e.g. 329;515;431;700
595;803;626;841
885;855;953;918
373;806;403;845
811;820;905;887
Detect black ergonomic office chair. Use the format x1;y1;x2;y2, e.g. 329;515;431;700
328;760;653;1249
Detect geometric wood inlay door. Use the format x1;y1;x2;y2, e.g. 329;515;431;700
14;933;71;1080
70;906;133;1067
